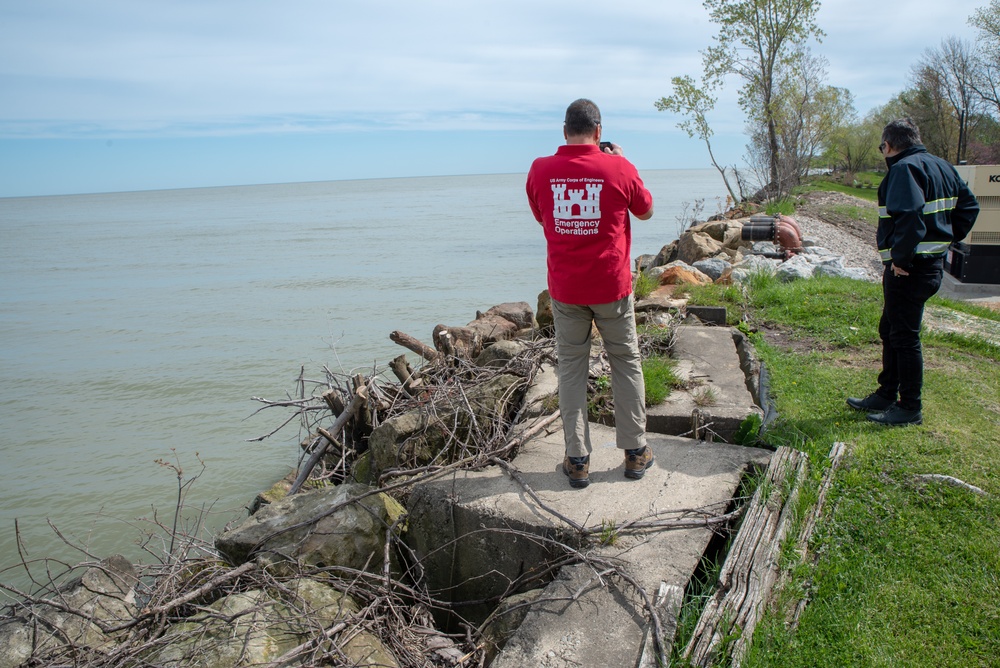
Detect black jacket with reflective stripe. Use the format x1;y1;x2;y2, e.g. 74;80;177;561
876;145;979;267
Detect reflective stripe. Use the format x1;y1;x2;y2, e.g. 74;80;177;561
922;197;958;215
880;197;957;218
915;241;950;255
878;242;949;262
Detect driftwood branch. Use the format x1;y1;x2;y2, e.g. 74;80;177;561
389;330;440;362
119;561;257;628
322;388;345;415
289;384;369;495
914;473;987;496
388;354;423;397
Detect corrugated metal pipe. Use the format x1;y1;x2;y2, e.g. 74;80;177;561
741;214;804;259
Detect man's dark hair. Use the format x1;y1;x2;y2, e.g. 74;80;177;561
564;99;602;137
882;118;922;150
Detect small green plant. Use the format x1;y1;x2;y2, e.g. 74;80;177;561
598;519;619;546
588;374;614;423
633;270;659;300
693;386;717;407
733;412;763;445
643;356;681;406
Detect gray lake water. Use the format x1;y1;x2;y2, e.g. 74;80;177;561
0;169;726;581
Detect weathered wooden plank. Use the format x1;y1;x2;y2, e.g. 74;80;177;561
684;445;809;667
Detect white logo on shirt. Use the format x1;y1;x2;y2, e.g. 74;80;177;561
550;179;604;236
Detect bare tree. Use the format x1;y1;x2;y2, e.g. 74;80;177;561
772;49;855;181
914;37;981;162
655;76;741;203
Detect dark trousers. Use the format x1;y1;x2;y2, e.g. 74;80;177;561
876;258;943;411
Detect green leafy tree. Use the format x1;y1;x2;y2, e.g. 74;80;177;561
701;0;825;194
825;116;880;174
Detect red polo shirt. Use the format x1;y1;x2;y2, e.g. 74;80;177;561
526;144;653;305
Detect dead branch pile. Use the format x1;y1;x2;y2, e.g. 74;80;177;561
0;303;690;667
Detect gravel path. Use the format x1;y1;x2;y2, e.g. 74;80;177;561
791;191;883;281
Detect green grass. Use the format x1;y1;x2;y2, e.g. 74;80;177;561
765;198;797;215
685;276;1000;667
827;202;879;226
634;270;659;300
642;356;681;405
797;172;884;202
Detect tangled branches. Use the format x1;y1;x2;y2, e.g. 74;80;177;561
0;308;707;667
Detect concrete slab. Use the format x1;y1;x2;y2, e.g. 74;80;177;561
685;305;728;326
405;421;771;667
634;293;688;312
520;360;559;419
940;272;1000;299
647;325;760;442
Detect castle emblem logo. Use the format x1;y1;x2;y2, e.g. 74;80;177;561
550;179;604;236
552;182;603;219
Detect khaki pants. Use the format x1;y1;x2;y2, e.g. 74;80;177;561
551;295;647;458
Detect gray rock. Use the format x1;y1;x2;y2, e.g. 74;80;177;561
215;482;406;574
0;555;137;668
635;253;657;271
646;265;667;279
483;302;535;330
475;340;528;369
536;290;553;332
800;245;833;256
693;258;732;281
652;241;679;267
775;254;816;281
678;231;724;265
150;578;398;668
815;264;870;280
730;255;779;283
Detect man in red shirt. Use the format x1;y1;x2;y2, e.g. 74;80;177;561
526;99;655;489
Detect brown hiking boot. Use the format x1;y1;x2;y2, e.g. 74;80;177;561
624;446;654;479
562;455;590;488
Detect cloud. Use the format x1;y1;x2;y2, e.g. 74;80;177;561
0;1;721;135
0;0;988;154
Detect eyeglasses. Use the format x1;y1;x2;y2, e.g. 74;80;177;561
879;141;887;153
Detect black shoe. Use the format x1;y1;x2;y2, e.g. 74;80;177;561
847;393;894;412
866;404;922;426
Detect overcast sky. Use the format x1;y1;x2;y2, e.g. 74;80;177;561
0;0;987;197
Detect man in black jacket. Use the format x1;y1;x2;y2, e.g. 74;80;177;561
847;118;979;425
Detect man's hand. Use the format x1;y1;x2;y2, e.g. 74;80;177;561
892;263;910;277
